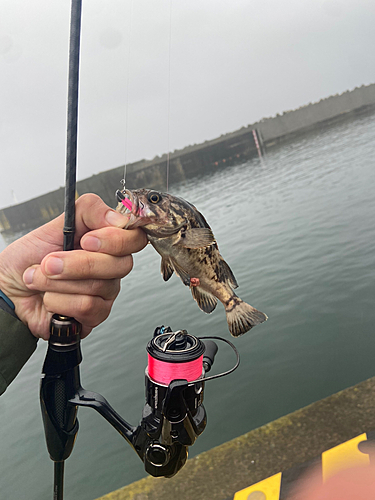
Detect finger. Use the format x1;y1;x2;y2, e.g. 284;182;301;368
40;251;133;280
43;292;113;329
23;265;121;300
80;226;147;256
75;193;129;235
28;193;129;249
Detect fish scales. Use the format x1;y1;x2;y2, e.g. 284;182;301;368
116;188;267;336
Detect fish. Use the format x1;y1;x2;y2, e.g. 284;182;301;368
116;188;267;337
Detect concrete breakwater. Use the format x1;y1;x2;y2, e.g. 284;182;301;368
95;376;375;500
1;83;374;235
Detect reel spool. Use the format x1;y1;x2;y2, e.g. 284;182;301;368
147;328;205;385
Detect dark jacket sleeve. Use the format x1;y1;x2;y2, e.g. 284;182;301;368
0;308;38;395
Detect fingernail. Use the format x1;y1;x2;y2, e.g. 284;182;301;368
105;210;128;228
82;235;101;251
23;267;35;285
45;256;64;276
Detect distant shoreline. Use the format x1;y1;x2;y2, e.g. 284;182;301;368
1;83;374;236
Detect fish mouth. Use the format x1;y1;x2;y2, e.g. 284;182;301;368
124;189;153;218
115;189;134;211
116;189;138;227
123;189;137;214
118;189;157;229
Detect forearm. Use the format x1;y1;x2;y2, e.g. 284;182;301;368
0;307;37;395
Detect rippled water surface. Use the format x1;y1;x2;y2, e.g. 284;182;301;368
1;111;375;500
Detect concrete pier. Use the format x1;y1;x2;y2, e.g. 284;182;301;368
95;376;375;500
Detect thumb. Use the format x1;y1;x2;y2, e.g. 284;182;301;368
28;194;129;249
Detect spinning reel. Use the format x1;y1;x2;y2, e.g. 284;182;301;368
40;315;239;496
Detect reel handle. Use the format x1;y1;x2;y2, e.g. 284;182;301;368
202;340;218;373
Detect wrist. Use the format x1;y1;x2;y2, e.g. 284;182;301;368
0;289;15;310
0;246;26;317
0;290;18;319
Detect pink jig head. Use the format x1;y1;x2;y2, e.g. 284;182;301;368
116;189;133;213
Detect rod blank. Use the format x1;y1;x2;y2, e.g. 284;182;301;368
53;461;65;500
64;0;82;251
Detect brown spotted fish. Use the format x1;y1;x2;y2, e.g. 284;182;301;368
116;188;267;337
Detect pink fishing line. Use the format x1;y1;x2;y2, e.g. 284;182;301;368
148;354;203;384
121;198;132;210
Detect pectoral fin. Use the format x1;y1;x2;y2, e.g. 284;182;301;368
170;258;191;286
161;258;174;281
174;228;215;249
191;286;218;313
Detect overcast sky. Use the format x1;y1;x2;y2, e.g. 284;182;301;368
1;0;374;208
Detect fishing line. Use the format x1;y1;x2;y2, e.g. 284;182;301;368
121;0;134;189
121;0;173;193
165;0;173;193
148;355;203;385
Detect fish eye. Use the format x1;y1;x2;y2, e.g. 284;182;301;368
148;192;161;204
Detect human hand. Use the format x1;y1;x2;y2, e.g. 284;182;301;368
0;194;147;339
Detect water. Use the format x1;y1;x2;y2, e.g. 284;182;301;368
1;111;375;499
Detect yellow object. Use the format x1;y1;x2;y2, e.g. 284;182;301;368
322;433;369;482
234;472;282;500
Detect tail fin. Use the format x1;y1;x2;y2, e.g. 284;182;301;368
225;297;267;337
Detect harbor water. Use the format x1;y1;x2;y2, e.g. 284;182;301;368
1;111;375;500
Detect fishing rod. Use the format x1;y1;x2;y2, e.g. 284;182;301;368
39;3;241;499
40;1;82;499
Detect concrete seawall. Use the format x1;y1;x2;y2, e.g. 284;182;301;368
1;83;374;235
95;376;375;500
255;83;375;144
